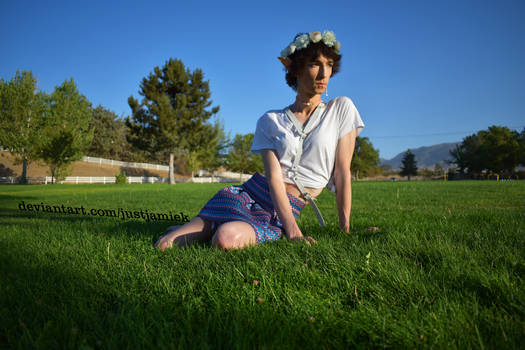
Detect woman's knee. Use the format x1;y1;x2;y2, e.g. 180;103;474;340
212;222;256;250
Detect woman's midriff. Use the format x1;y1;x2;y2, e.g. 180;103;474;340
285;182;323;202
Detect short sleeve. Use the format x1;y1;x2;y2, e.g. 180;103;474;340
336;97;364;139
250;114;275;154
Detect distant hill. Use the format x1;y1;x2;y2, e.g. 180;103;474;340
381;142;460;169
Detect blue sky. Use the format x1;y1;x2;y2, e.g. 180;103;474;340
1;0;524;160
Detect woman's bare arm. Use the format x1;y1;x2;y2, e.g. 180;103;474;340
333;129;358;233
260;149;305;240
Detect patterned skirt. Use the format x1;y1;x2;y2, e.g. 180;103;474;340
196;172;305;243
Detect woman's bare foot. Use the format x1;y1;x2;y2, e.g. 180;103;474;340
154;217;214;251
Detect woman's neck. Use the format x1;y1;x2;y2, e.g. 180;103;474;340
290;94;322;116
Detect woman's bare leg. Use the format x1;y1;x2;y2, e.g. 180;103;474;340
155;217;214;251
211;221;257;250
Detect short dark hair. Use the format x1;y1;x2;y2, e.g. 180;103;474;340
285;37;342;91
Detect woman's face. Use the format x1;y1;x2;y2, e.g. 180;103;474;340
296;53;334;97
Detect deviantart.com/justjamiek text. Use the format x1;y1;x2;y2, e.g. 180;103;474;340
17;201;190;223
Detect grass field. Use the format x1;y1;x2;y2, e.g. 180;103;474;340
1;180;524;349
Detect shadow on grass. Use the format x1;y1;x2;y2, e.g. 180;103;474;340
0;193;40;203
0;207;184;244
0;238;373;349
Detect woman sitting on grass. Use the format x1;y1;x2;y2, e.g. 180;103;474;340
155;30;364;250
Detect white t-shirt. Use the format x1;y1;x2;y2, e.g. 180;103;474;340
251;96;364;191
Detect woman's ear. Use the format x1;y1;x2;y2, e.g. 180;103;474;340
277;57;291;70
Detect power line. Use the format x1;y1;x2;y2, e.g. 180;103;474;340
366;126;525;139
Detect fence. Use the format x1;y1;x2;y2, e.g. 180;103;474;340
1;175;249;185
0;177;18;184
82;156;170;171
0;152;251;184
44;176;173;184
81;156;250;181
1;176;174;184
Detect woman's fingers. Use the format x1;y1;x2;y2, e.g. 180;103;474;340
154;234;173;251
289;235;317;245
304;236;317;245
157;240;172;251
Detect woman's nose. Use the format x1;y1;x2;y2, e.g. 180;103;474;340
318;65;327;78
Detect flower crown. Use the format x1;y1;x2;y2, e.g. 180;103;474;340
280;30;341;59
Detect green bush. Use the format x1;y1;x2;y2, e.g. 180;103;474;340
115;172;127;184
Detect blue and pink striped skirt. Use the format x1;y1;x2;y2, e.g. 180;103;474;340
197;172;305;243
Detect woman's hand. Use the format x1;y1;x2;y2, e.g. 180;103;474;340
286;226;317;245
302;236;318;245
286;225;304;241
290;235;318;245
154;231;176;251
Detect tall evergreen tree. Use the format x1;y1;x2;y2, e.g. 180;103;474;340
400;149;418;180
0;70;46;183
126;58;219;184
39;78;93;183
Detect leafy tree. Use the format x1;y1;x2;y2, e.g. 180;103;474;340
419;167;433;179
126;58;219;184
0;70;46;183
380;163;393;175
433;163;444;176
400;149;418;180
39;78;93;183
449;134;485;174
448;144;466;174
226;133;263;182
481;126;521;173
351;136;379;180
450;126;522;175
87;105;127;159
185;121;221;178
196;118;230;177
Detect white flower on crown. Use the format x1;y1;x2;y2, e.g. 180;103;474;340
322;30;336;47
333;40;341;53
280;43;296;58
279;30;341;58
309;31;322;43
294;33;310;50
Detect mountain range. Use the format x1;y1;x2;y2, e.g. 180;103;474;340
380;142;460;170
